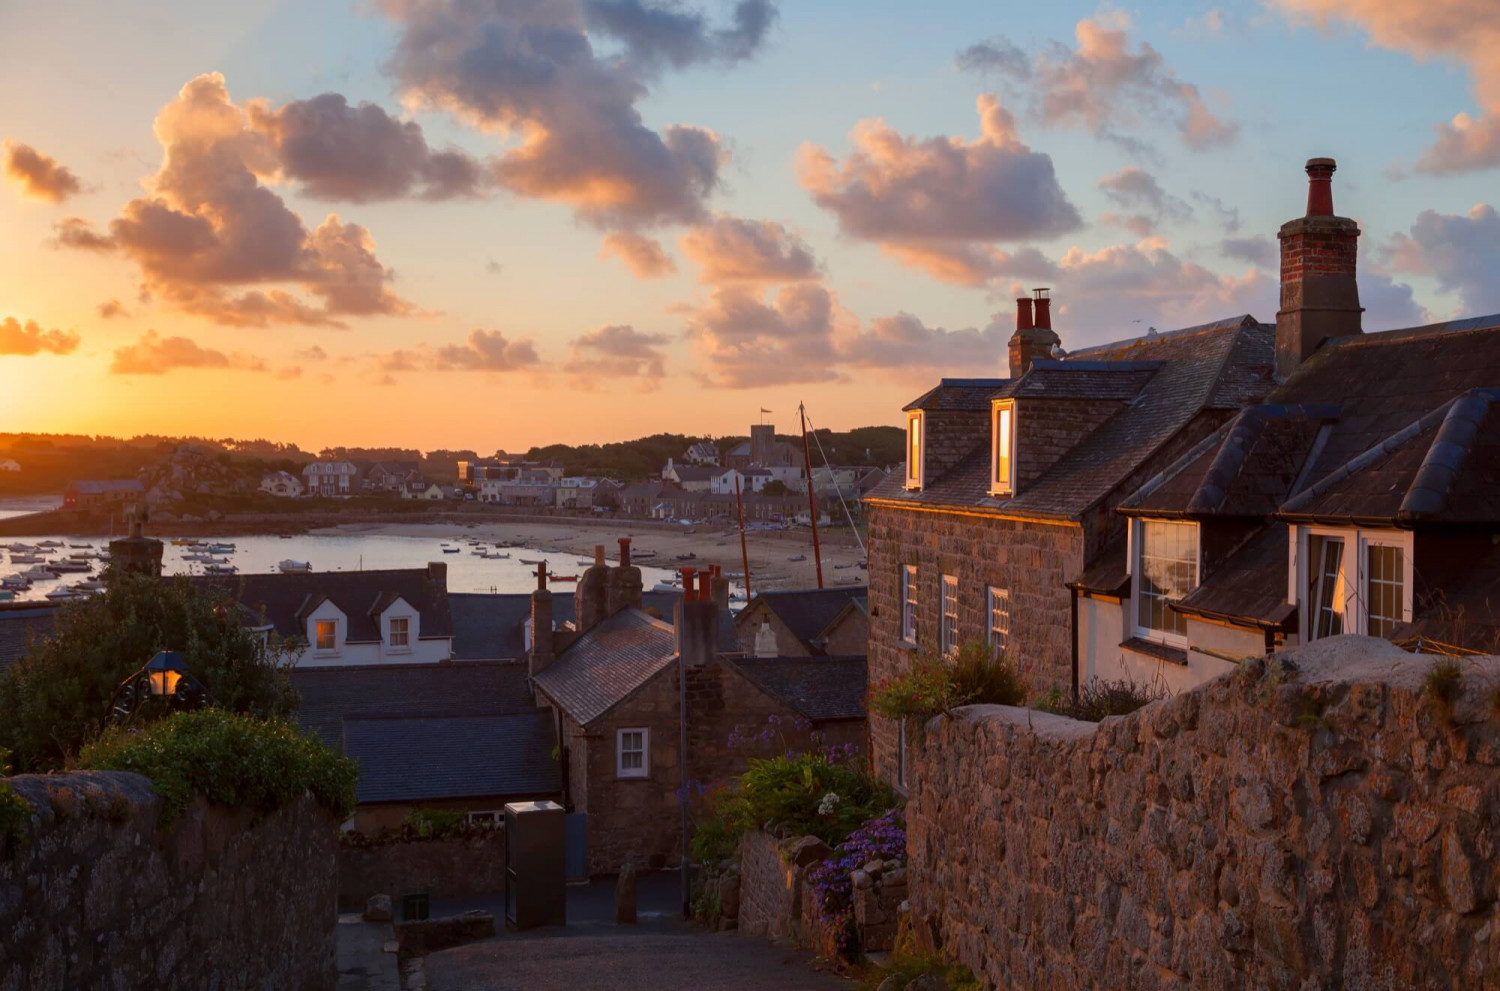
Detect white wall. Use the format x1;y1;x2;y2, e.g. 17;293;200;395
290;597;451;668
1080;595;1247;694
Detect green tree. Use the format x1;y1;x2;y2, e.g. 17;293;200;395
0;571;298;772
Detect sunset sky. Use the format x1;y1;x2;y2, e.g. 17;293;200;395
3;0;1499;452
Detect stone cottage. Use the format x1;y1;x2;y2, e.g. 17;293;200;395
733;586;868;658
529;542;867;874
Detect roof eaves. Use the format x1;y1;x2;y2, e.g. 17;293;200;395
1396;388;1500;524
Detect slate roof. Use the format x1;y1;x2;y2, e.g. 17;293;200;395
290;661;536;747
733;657;868;721
1172;525;1295;629
1068;541;1128;596
869;316;1275;520
190;567;453;643
449;591;686;660
743;587;868;653
0;603;60;674
669;464;717;482
904;379;1008;412
532;608;678;725
343;712;560;804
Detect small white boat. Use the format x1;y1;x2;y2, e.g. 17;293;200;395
21;567;57;580
68;551;96;561
183;553;215;562
36;540;64;548
278;559;313;574
493;552;510;559
833;576;859;586
0;576;29;591
69;543;93;549
75;579;106;591
207;543;236;554
204;564;237;575
787;554;807;562
3;543;36;552
651;581;680;593
45;587;78;601
9;553;46;564
50;560;93;573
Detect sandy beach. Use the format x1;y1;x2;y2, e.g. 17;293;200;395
311;518;868;593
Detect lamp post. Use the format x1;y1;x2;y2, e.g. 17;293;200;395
106;650;212;725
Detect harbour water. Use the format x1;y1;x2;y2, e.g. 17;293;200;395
0;530;692;603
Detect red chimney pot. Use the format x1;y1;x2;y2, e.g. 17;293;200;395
1015;297;1034;331
618;537;632;568
535;561;547;591
1033;288;1052;331
680;567;697;598
1305;157;1336;217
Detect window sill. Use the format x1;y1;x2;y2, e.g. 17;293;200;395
1119;637;1188;666
386;647;412;655
616;772;648;781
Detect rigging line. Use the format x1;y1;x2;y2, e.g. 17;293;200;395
801;407;868;560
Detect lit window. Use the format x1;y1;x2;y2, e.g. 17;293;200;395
987;587;1010;651
906;413;922;489
1366;543;1406;638
941;575;959;656
389;617;410;648
1307;534;1345;641
315;620;337;651
901;565;919;644
617;728;648;778
1135;521;1198;642
992;401;1015;493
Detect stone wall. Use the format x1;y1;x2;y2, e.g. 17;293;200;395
865;504;1085;789
736;830;802;942
338;827;507;911
1;771;338;991
906;637;1500;990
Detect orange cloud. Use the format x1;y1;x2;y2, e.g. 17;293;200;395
680;216;820;284
374;329;541;376
0;317;80;356
568;324;670;386
110;330;267;374
2;141;83;202
600;232;678;279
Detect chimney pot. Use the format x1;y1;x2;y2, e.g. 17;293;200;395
594;544;605;566
535;561;547;590
1015;297;1034;331
1305;157;1336;217
1033;288;1052;331
618;537;631;568
680;567;697;599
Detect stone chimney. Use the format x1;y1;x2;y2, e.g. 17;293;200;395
574;544;609;634
426;560;447;586
606;537;644;615
1009;288;1061;378
708;565;730;613
529;561;554;678
1275;158;1362;378
108;503;163;578
674;570;719;669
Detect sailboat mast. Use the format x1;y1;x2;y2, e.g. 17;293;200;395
799;402;824;589
734;472;752;599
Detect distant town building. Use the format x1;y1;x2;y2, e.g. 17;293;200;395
726;423;799;471
259;471;304;498
301;460;359;497
362;461;422;492
734;587;868;658
660;459;716;491
458;457;564;483
0;459;19;472
62;478;145;509
682;441;720;466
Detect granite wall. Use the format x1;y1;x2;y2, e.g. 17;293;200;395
0;771;338;991
906;637;1500;990
338;827;507;911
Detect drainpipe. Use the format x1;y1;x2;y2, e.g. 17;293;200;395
1070;587;1080;698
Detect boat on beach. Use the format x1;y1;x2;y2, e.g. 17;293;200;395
549;574;578;583
50;560;93;573
278;559;313;574
21;567;58;580
9;553;47;564
519;558;545;565
204;564;237;575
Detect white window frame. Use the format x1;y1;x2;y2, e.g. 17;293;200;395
941;575;959;657
900;564;919;645
990;400;1016;495
616;727;649;779
1129;519;1200;648
314;619;338;653
1293;526;1413;643
905;412;923;490
987;586;1010;652
388;616;411;651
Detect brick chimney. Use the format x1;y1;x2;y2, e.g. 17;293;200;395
1275;158;1362;378
1009;288;1061;378
574;544;609;634
674;569;719;669
606;537;644;615
529;561;554;678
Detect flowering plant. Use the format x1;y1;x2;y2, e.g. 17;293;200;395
868;640;1028;720
805;808;907;956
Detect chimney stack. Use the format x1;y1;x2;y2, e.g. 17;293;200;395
529;561;554;678
606;536;644;614
1008;288;1061;378
1275;158;1362;379
675;567;719;669
708;565;730;613
574;544;609;635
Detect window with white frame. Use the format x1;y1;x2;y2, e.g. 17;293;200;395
315;619;337;651
991;401;1015;494
906;413;923;489
1306;533;1346;641
1366;543;1406;638
987;586;1010;651
1297;528;1411;642
1134;520;1199;642
616;728;648;778
901;565;919;644
941;575;959;656
389;616;410;648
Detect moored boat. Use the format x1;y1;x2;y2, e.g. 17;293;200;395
278;559;312;574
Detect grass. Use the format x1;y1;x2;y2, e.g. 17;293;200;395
1423;659;1464;725
1037;677;1170;723
76;709;357;826
862;932;981;991
0;747;31;853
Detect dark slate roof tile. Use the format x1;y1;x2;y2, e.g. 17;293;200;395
0;603;60;674
1173;525;1293;628
904;380;1009;412
532;608;677;725
343;712;560;804
749;587;868;651
449;591;686;661
732;657;867;721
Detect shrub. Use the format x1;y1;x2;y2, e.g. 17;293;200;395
868;640;1028;721
1424;658;1463;724
863;930;981;991
76;709;357;825
806;808;906;956
404;807;469;839
691;751;895;862
0;747;31;852
1037;677;1170;723
0;571;299;772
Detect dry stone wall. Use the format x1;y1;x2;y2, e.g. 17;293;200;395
338;827;507;911
906;637;1500;990
1;770;338;991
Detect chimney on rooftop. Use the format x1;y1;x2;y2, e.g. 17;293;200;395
574;544;609;635
529;560;554;678
675;568;719;669
1275;157;1362;378
1009;288;1061;378
606;536;644;614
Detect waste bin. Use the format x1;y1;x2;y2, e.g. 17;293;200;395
504;800;566;929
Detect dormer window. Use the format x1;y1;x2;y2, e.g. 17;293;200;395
990;401;1016;495
906;412;923;490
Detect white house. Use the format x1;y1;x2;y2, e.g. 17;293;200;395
195;564;454;668
710;467;773;495
259;470;304;498
0;459;19;472
683;442;720;466
302;461;359;497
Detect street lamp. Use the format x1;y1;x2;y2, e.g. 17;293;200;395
106;650;212;725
